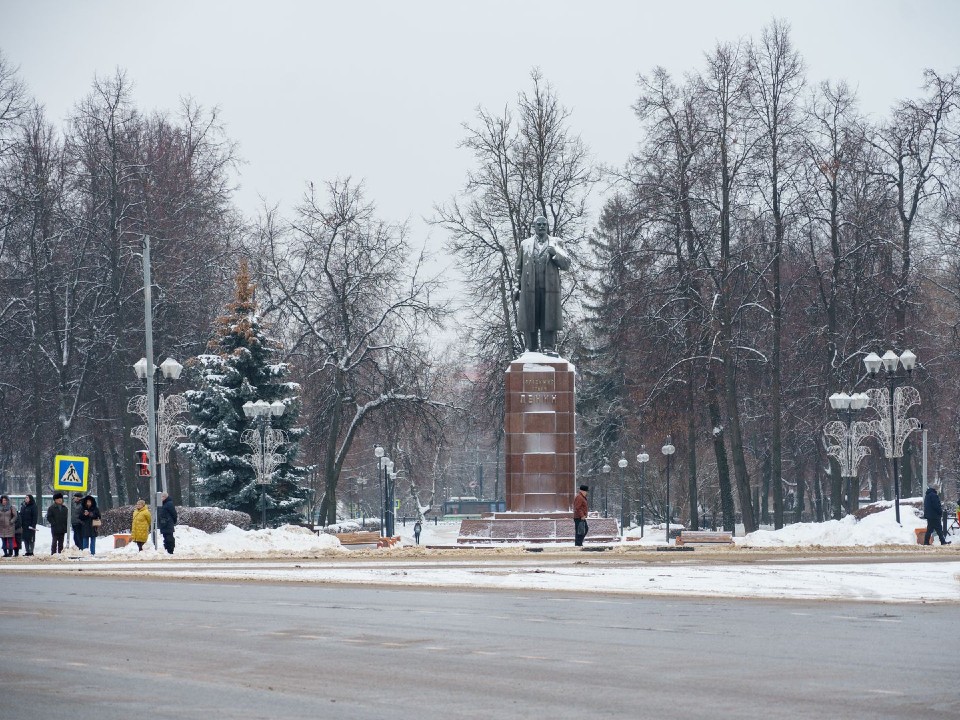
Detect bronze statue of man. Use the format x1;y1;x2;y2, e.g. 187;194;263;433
514;215;570;354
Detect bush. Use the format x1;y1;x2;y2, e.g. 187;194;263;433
100;505;252;535
853;498;922;521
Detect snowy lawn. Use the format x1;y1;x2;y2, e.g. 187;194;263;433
5;501;957;603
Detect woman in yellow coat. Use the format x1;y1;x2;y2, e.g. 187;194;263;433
131;499;151;551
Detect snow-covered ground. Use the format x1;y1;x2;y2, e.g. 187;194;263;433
6;500;957;603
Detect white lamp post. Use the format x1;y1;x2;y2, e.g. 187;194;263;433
242;399;287;529
662;436;676;544
825;391;871;515
384;458;396;537
374;445;386;536
636;446;649;538
601;459;611;518
862;349;920;524
617;452;628;537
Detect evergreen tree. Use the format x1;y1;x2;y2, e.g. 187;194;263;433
181;260;309;525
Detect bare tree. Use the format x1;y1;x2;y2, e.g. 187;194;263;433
697;41;761;533
748;19;805;527
255;180;450;524
0;50;28;161
433;69;595;452
867;69;959;341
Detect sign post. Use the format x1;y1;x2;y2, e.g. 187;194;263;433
54;455;89;541
54;455;89;493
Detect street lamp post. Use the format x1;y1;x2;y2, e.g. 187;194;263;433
825;391;871;515
636;446;649;538
863;350;920;524
355;477;367;520
135;234;159;548
386;463;397;537
617;452;628;537
601;459;610;518
374;446;395;537
374;445;385;535
662;436;676;544
131;356;186;549
242;399;287;529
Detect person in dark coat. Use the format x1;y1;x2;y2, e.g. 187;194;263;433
13;509;22;556
71;493;84;549
923;485;950;545
413;520;422;545
158;493;177;554
78;495;101;555
18;494;38;556
46;492;69;554
573;485;589;547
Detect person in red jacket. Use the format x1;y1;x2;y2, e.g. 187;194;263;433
573;485;589;547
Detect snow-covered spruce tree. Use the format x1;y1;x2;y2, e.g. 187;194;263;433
181;260;309;525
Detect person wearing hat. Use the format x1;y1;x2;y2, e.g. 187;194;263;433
922;484;950;545
18;494;37;556
71;493;84;549
78;495;101;555
46;492;69;554
158;492;178;554
130;499;151;551
574;484;589;547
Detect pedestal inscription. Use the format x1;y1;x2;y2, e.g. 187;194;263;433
504;355;576;513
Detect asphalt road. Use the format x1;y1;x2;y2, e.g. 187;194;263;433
2;575;955;719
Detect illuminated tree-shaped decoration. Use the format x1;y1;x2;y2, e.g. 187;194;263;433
824;419;873;477
864;386;921;459
242;426;289;486
129;393;188;463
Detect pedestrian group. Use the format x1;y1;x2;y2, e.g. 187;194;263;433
0;492;176;557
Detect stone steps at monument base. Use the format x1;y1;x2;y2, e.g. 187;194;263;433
457;517;619;543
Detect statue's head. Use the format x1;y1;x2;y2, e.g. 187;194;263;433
533;216;548;237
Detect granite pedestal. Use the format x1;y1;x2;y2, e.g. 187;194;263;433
457;352;618;544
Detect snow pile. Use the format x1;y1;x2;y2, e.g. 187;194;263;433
31;523;344;559
125;524;344;557
741;500;928;547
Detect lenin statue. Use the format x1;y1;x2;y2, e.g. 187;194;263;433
514;215;571;354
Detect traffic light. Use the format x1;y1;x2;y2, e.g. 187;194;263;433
136;450;150;477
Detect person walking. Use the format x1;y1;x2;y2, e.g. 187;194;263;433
71;493;84;549
46;492;69;554
0;495;17;557
923;484;951;545
131;499;151;551
18;494;38;556
158;493;177;554
413;520;422;545
573;484;589;547
78;495;101;555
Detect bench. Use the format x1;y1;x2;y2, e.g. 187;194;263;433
675;531;734;546
335;531;381;546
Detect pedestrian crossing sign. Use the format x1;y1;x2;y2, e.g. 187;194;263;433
54;455;89;492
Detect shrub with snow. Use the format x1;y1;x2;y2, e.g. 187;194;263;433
101;505;252;535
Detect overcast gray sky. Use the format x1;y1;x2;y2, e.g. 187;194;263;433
3;0;958;261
